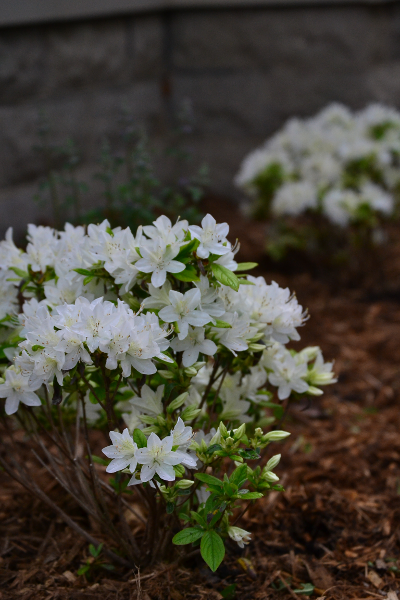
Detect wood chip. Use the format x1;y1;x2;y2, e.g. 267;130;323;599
62;570;76;584
367;570;384;589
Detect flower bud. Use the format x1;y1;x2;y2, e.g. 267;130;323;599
248;332;265;343
158;370;175;380
209;430;221;446
265;454;281;471
227;526;251;548
180;405;201;422
233;423;246;441
141;425;159;435
262;430;290;442
192;361;206;371
167;392;189;413
173;464;185;477
218;422;228;438
262;470;280;482
306;385;323;396
184;367;197;377
175;479;194;489
248;343;265;352
309;372;336;386
299;346;320;361
139;414;157;424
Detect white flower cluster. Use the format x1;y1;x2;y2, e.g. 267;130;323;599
236;103;399;226
103;418;196;487
0;214;335;420
0;213;336;500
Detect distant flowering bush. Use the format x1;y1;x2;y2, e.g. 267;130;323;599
0;214;335;571
235;103;400;259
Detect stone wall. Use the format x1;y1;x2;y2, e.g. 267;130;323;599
1;2;400;236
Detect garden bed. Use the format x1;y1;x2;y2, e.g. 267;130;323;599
1;204;400;600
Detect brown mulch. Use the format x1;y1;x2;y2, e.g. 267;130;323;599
1;203;400;599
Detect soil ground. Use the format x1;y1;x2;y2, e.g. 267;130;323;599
1;201;400;599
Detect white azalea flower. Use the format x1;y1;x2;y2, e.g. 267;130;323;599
189;213;230;259
70;297;118;353
142;215;188;245
228;526;252;549
214;250;238;272
135;432;196;483
194;275;225;319
102;428;138;473
55;330;92;370
307;350;337;386
135;239;185;288
129;384;164;416
44;276;88;308
0;367;42;415
142;280;172;310
170;326;217;367
159;288;212;340
171;417;193;447
268;352;309;400
213;311;257;355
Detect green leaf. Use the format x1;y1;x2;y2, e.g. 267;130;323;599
211;263;239;292
133;428;147;448
293;583;315;595
74;268;94;276
238;491;263;500
230;464;248;487
235;262;258;271
172;527;204;545
221;583;237;599
100;564;115;571
9;266;29;278
195;473;224;488
175;239;199;263
238;279;255;286
190;511;208;528
83;275;94;286
89;543;102;557
206;443;222;455
238;449;260;460
166;502;175;514
174;265;200;282
213;319;232;329
200;530;225;572
204;494;223;514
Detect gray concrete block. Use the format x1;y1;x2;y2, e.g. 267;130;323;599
366;61;400;104
172;72;275;136
0;99;89;187
44;20;129;96
0;81;164;188
172;7;390;71
130;15;164;80
0;29;45;104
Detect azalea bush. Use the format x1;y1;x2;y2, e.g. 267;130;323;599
0;214;336;572
235;103;400;261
